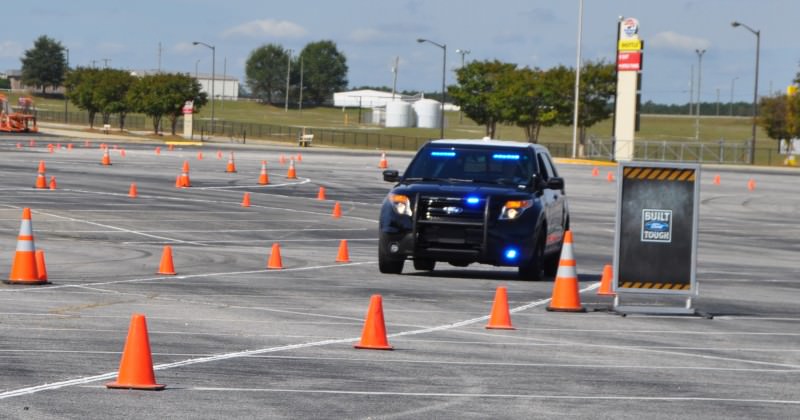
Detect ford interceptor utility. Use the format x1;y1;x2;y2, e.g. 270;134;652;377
379;139;569;280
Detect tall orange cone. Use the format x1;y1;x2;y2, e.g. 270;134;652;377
354;295;393;350
197;151;204;160
286;159;297;179
378;152;388;169
279;154;287;165
48;176;57;190
267;243;283;269
106;314;166;391
296;153;303;162
332;201;342;218
168;144;174;151
546;230;586;312
154;146;161;155
606;171;615;182
712;174;721;185
747;178;756;191
128;183;138;198
226;152;237;173
175;175;181;188
34;173;47;189
317;186;327;200
216;150;223;159
486;286;514;330
101;149;112;166
35;249;48;282
597;264;615;296
120;149;127;158
591;167;600;177
37;160;46;174
6;208;44;284
182;160;190;173
157;245;176;275
179;161;191;188
335;239;351;263
258;161;270;185
241;192;251;207
67;143;73;151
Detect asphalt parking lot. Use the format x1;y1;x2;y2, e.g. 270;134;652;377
0;134;798;419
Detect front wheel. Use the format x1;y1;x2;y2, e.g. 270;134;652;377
518;233;545;281
378;235;404;274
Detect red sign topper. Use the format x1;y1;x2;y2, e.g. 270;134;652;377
617;51;642;71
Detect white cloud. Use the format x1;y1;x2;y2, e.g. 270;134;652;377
222;19;307;39
649;31;711;51
0;41;23;58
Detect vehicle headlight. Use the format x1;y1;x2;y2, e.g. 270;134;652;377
388;194;413;216
499;199;532;220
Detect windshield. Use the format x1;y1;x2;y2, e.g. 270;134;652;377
403;146;537;185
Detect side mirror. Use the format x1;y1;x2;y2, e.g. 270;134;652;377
383;169;400;182
546;177;565;191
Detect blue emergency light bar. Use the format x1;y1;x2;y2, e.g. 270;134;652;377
492;153;520;160
430;151;456;157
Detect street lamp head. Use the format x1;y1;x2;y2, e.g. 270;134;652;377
731;21;741;27
417;38;426;43
192;41;199;45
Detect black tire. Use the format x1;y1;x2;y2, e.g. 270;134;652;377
413;258;436;271
543;250;560;277
518;232;545;281
378;236;404;274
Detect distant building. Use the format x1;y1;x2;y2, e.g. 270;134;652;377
6;69;65;94
194;73;239;101
333;89;416;108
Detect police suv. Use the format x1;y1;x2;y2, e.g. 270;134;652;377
379;139;569;280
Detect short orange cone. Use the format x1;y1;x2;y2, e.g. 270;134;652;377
378;152;388;169
257;161;270;185
128;183;138;198
6;208;44;284
216;150;223;159
48;176;57;190
335;239;351;263
241;192;251;207
606;171;615;182
168;144;174;151
197;151;204;160
154;146;161;155
120;149;126;158
48;144;54;153
286;159;297;179
34;173;47;189
591;167;599;177
597;264;615;296
354;295;393;350
317;186;327;200
67;143;73;151
546;230;586;312
279;154;287;165
712;174;721;185
226;152;237;173
486;286;514;330
83;140;89;147
296;153;302;162
179;161;191;188
332;201;342;218
157;245;176;275
747;178;756;191
106;314;166;391
174;175;181;188
267;243;283;269
35;249;48;282
182;160;190;173
101;149;112;166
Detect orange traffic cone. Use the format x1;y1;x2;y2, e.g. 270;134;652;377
354;295;393;350
747;178;756;191
182;160;190;173
267;243;283;269
286;159;297;179
34;173;47;189
241;192;251;207
179;161;191;188
157;246;176;275
591;167;600;177
378;152;388;169
101;149;112;166
67;143;73;151
35;249;48;281
258;161;270;185
712;174;721;185
332;201;342;218
197;151;204;160
486;286;514;330
317;186;327;200
48;144;54;153
154;146;161;155
29;139;36;147
16;143;22;149
168;144;174;151
279;154;287;165
335;239;351;263
226;153;237;173
597;264;615;296
83;140;89;147
606;171;615;182
216;150;223;159
6;208;44;284
120;149;126;158
128;183;138;198
174;175;181;188
37;160;46;174
106;314;166;391
48;176;57;190
296;153;303;162
546;230;586;312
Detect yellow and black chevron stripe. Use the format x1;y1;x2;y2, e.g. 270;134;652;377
623;167;695;181
620;282;691;290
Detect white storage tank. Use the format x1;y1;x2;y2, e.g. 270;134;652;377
385;100;413;128
371;107;385;125
413;99;441;129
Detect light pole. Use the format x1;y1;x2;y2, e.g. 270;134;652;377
417;38;446;139
193;41;215;133
298;55;304;112
455;48;470;123
64;48;69;124
694;49;706;141
194;59;201;79
730;76;739;116
731;21;760;164
571;0;584;158
285;49;293;112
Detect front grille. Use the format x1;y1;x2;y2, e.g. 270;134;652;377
413;194;491;253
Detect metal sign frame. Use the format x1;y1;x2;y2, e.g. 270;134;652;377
612;161;700;314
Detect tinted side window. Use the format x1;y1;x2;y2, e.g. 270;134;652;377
537;153;554;181
540;152;558;178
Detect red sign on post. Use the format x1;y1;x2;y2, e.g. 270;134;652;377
617;51;642;71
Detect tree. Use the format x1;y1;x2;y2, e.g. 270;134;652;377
245;44;290;105
65;67;102;128
94;69;136;129
299;40;348;105
449;60;517;138
575;60;616;152
127;73;207;135
21;35;67;94
503;66;572;143
758;95;793;141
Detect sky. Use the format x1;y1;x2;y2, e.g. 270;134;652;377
0;0;797;105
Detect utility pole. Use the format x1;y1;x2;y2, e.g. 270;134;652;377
455;48;471;123
716;88;720;116
299;56;304;112
285;49;293;112
391;56;399;100
694;49;706;141
102;58;111;68
688;64;694;116
158;42;162;73
222;57;226;110
730;76;738;116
